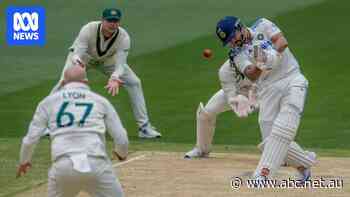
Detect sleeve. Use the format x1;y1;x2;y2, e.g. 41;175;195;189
255;19;283;68
19;100;49;164
260;18;281;40
72;24;90;62
234;51;253;74
218;60;239;101
103;100;129;158
110;33;131;80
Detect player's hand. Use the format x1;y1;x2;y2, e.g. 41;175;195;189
16;162;32;178
105;79;124;96
229;95;252;118
112;151;127;161
72;55;85;68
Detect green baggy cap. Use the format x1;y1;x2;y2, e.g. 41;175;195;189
102;8;122;22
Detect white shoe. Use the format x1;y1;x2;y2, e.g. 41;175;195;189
138;123;162;138
296;151;317;183
306;151;317;163
184;147;209;159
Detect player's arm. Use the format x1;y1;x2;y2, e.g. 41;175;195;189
239;46;285;81
262;18;288;53
111;35;130;79
17;100;49;178
271;32;288;53
71;24;90;67
105;34;130;96
103;100;129;161
218;61;251;117
243;18;288;81
218;60;238;101
256;18;287;67
233;49;262;81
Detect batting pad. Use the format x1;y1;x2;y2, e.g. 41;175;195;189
258;141;317;169
285;142;317;168
255;132;291;177
255;106;300;177
196;103;216;154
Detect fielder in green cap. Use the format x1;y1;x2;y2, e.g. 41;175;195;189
50;8;163;140
101;8;122;39
102;8;122;22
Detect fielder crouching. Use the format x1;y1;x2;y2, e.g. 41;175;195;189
185;58;258;159
51;8;161;138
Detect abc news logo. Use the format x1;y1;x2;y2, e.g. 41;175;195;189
13;12;39;40
6;6;46;46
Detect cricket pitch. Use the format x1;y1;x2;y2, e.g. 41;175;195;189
15;151;350;197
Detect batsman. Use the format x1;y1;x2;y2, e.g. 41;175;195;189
214;16;317;181
51;8;161;138
186;16;317;183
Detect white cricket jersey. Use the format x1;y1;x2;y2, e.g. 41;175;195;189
219;59;253;100
20;82;128;163
71;21;130;78
232;18;301;89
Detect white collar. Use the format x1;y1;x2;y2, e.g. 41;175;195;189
62;82;90;90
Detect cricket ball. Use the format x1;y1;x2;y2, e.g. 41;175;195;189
203;48;213;59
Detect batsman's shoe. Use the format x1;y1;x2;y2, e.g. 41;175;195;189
296;151;317;184
138;123;162;138
184;147;209;159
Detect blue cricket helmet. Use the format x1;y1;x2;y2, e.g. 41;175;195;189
216;16;243;46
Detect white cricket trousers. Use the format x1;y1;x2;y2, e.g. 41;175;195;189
48;156;124;197
252;72;310;176
258;72;308;140
201;73;313;169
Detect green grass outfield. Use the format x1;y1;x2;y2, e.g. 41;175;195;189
1;0;350;196
0;0;323;95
